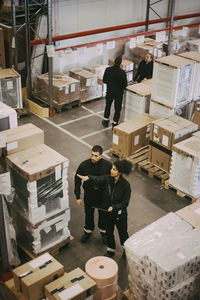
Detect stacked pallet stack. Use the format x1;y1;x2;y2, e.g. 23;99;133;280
35;72;80;110
149;115;198;172
169;134;200;200
109;58;134;84
124;212;200;300
163;36;188;55
188;38;200;52
69;68;102;103
124;80;152;121
83;64;109;96
150;55;196;118
0;68;23;109
1;123;70;255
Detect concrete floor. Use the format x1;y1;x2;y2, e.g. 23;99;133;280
14;97;191;293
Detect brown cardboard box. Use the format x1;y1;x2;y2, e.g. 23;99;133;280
4;279;26;300
192;110;200;129
45;268;97;300
12;253;64;300
6;144;68;182
109;58;134;72
69;69;98;88
149;145;171;172
112;114;158;157
3;123;44;155
175;203;200;228
150;115;198;150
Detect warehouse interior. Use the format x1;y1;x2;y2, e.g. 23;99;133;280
0;0;200;299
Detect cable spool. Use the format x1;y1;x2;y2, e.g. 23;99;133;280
85;256;118;300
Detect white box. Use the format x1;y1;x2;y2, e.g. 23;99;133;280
0;102;17;131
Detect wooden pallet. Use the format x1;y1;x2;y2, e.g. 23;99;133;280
80;96;101;104
164;181;200;203
18;236;74;260
122;289;137;300
137;159;169;183
110;146;149;163
55;100;81;112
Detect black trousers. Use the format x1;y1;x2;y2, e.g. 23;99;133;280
84;200;106;232
104;92;123;123
106;213;129;250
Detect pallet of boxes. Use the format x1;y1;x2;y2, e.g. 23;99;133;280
69;68;102;103
4;252;97;300
124;208;200;300
35;72;80;112
1;121;71;257
149;55;196;119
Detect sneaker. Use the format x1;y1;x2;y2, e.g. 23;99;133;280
100;232;107;245
104;251;115;258
80;232;91;243
102;119;109;128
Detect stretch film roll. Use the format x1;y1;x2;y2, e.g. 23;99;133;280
85;256;118;300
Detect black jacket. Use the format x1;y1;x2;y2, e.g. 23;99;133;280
134;60;153;82
89;174;131;216
103;65;127;94
74;158;112;202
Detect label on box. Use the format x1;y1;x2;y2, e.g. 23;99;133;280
0;133;6;147
96;43;103;55
134;135;139;145
113;134;119;145
130;38;136;48
153;125;158;134
0;172;11;195
136;35;144;44
65;85;69;94
29;253;52;268
127;73;133;82
194;208;200;215
55;164;61;181
153;135;159;142
7;80;13;90
157;49;162;57
106;41;115;50
147;125;151;133
58;283;84;300
92;78;97;86
162;135;169;147
46;45;55;57
44;225;52;234
153;48;157;57
7;141;18;151
55;221;64;232
70;84;75;93
86;78;91;87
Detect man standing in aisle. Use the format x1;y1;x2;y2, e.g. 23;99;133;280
102;56;127;129
74;145;112;244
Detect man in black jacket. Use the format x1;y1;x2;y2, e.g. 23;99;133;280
102;56;127;128
74;145;112;243
134;52;153;83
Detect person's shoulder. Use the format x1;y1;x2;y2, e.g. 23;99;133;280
78;158;90;167
101;158;112;166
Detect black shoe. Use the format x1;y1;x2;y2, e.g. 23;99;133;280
102;120;109;128
104;251;115;258
100;233;107;245
80;232;91;243
112;122;118;128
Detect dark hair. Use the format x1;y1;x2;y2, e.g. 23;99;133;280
92;145;103;155
114;56;122;66
114;159;132;175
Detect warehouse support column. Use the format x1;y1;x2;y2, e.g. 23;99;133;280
11;0;18;71
145;0;151;31
47;0;54;117
167;0;176;55
25;0;32;99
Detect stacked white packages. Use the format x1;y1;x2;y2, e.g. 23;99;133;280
124;213;200;300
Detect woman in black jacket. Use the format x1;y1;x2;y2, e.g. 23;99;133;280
77;159;132;258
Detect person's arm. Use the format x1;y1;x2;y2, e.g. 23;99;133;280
123;71;128;89
112;183;131;212
74;164;85;207
134;60;142;82
103;68;108;84
146;61;153;79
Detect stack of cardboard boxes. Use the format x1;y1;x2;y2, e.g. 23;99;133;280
1;123;71;255
69;68;102;103
5;253;97;300
149;115;198;172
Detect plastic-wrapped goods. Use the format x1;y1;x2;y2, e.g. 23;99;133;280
169;136;200;197
0;68;22;109
124;81;151;121
0;102;17;131
124;213;200;300
188;38;200;52
6;144;69;224
35;72;80;105
152;55;196;108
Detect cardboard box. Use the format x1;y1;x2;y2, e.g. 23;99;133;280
0;102;18;131
112;114;158;157
4;279;26;300
69;69;98;88
150;115;198;150
45;268;97;300
3;123;44;155
175;203;200;228
12;253;64;300
6;144;69;182
109;58;134;72
149;144;171;172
